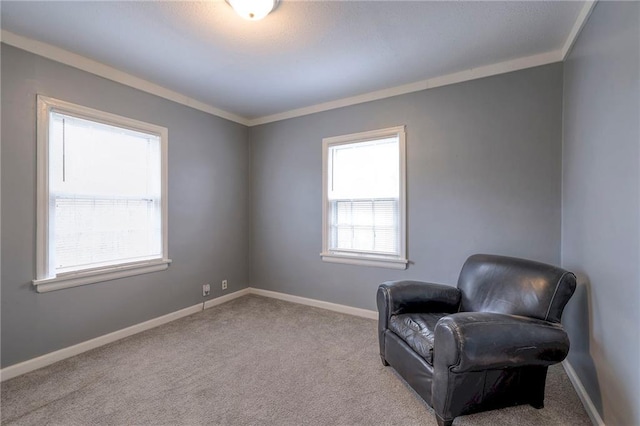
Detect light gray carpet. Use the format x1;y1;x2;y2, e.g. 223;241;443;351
1;295;591;425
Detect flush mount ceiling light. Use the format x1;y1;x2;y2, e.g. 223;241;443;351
226;0;279;21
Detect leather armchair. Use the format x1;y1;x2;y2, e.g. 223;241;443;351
377;254;576;426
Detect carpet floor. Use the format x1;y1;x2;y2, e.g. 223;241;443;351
1;295;591;425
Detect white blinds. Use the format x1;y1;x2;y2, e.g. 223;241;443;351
327;137;400;255
330;199;398;254
48;112;162;273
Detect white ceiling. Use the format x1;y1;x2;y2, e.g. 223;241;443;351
1;1;586;124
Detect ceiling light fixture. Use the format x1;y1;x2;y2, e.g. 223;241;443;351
226;0;279;21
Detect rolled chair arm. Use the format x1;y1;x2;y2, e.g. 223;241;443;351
434;312;570;373
377;280;461;321
377;281;461;361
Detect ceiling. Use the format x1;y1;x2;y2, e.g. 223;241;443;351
1;1;587;124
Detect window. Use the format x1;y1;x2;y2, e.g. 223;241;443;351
34;96;170;292
321;126;407;269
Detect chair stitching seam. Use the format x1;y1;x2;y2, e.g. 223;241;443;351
545;272;570;321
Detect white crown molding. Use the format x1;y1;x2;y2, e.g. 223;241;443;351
248;49;563;126
2;29;563;129
0;30;250;126
561;1;598;60
562;361;606;426
1;1;595;127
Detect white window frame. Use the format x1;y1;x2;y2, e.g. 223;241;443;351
34;95;171;293
321;125;408;269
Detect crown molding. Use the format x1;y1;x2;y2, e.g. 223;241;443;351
2;0;593;129
0;30;250;126
561;1;598;60
249;49;563;126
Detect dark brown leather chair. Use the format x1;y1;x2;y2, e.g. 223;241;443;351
377;254;576;426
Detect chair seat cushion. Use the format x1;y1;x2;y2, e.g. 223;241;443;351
388;312;449;365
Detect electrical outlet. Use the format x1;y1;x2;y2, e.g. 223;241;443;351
222;280;228;290
202;284;211;297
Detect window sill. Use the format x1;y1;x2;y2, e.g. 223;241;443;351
320;252;408;270
33;259;172;293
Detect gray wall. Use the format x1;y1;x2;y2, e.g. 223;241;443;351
249;63;564;310
1;44;250;367
561;2;640;425
4;11;636;422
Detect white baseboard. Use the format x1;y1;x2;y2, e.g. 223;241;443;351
0;287;376;382
204;288;250;309
3;282;600;426
0;289;249;382
248;288;378;320
0;303;202;382
562;360;605;426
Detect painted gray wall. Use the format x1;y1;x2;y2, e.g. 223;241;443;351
561;2;640;425
4;13;635;423
1;44;250;367
249;64;564;311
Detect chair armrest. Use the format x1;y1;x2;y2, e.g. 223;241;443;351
377;280;461;318
377;280;460;330
434;312;570;373
377;280;460;361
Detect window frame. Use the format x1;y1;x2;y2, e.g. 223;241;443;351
321;125;408;269
34;95;171;293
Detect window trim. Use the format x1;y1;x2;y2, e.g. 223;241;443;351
34;95;171;293
321;125;408;269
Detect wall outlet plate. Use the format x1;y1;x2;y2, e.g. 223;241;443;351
202;284;211;297
222;280;228;290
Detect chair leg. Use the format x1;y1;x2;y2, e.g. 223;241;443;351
380;355;389;366
525;366;547;409
530;400;544;409
435;414;454;426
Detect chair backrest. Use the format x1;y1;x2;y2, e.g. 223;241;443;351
457;254;576;323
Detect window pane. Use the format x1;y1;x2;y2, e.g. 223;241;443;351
322;126;405;267
50;113;161;198
330;199;398;254
55;198;162;271
49;111;162;273
329;137;399;200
